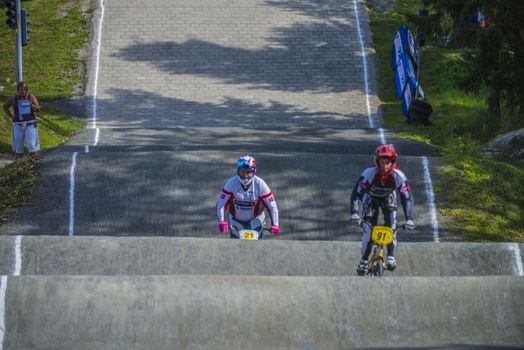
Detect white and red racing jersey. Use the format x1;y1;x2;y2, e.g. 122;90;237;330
217;176;279;226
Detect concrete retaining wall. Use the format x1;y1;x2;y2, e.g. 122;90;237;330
1;236;523;276
1;275;522;349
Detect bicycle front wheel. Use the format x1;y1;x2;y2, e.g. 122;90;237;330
375;258;384;277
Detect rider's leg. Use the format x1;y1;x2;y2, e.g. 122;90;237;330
360;221;373;259
360;196;379;259
248;216;265;239
383;206;398;270
357;196;378;275
229;217;247;239
383;206;398;257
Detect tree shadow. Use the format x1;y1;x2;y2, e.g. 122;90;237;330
112;20;369;94
93;88;367;129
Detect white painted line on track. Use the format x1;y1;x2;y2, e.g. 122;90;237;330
0;275;7;350
69;0;105;236
12;236;21;277
352;0;374;129
94;127;100;147
378;128;386;144
509;243;524;276
69;152;78;236
421;156;439;242
91;0;105;132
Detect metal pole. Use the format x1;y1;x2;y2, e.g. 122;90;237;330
15;0;23;83
415;48;420;99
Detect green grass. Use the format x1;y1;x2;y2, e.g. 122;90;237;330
0;0;89;221
367;0;524;242
0;161;37;222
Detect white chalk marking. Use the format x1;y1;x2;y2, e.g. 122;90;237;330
352;0;374;128
94;127;100;147
91;0;105;132
0;275;7;350
421;157;439;242
69;152;78;236
509;243;524;276
12;236;21;276
378;128;386;144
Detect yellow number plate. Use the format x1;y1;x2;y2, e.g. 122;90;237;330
240;230;257;240
371;226;394;245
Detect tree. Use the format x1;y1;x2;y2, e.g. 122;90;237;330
421;0;524;131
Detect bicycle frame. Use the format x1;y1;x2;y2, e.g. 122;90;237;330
365;226;394;277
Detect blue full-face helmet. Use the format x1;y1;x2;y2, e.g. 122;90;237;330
236;155;256;186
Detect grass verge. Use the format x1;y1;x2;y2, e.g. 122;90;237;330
0;0;90;223
0;161;37;223
367;0;523;242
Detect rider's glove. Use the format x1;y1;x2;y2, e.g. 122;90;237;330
270;225;281;234
403;219;415;230
350;213;361;225
218;221;229;233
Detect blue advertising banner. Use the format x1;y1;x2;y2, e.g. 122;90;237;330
391;25;416;70
394;52;418;99
391;25;421;117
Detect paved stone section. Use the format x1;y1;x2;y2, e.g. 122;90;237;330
69;127;439;156
2;275;523;349
92;0;380;129
1;236;522;276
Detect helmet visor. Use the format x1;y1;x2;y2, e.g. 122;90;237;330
238;167;254;180
378;157;394;172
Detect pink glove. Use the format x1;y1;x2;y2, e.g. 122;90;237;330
218;221;229;233
270;225;280;234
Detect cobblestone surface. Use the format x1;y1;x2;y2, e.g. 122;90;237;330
91;0;381;130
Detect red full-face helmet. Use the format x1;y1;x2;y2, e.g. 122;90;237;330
374;144;397;170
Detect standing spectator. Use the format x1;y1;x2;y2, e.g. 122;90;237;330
3;81;42;161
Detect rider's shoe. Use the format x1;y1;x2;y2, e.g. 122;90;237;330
356;260;367;276
386;256;397;271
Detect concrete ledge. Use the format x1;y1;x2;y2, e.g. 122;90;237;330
1;275;522;349
1;236;523;276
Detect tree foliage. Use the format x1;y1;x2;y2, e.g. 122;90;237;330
419;0;524;132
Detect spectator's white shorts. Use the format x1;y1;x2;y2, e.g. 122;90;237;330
12;121;40;154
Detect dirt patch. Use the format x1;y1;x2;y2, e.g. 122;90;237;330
57;0;93;19
368;0;395;12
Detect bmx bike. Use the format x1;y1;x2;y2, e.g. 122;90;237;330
363;225;394;277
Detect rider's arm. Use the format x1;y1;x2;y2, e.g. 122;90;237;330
398;176;414;221
350;175;365;215
260;192;279;227
257;179;279;226
216;188;232;222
